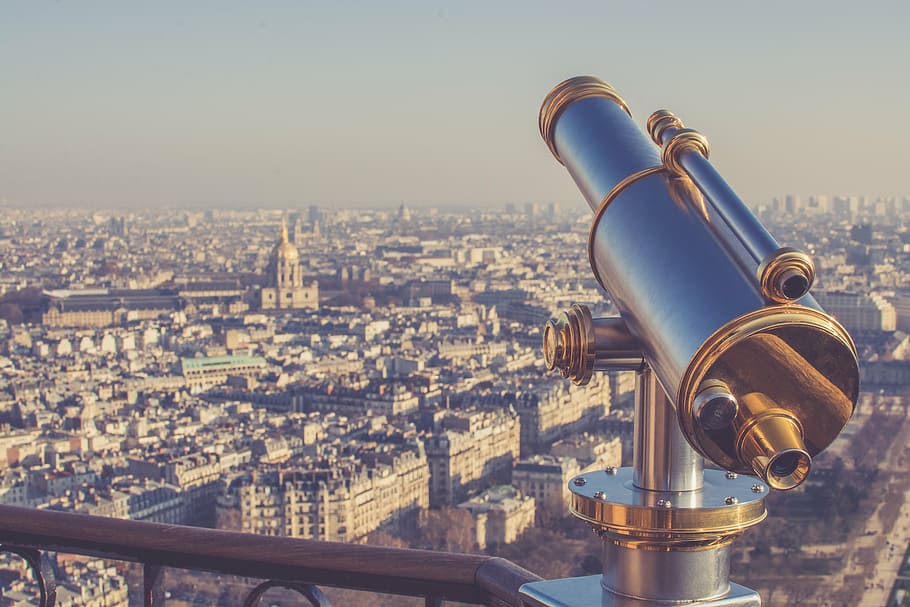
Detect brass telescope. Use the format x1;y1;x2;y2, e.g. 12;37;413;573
521;76;860;607
539;77;858;490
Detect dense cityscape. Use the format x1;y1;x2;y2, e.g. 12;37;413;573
0;195;909;606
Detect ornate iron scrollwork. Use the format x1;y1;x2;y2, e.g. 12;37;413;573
0;545;57;607
242;579;331;607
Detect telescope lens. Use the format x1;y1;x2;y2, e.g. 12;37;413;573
782;274;810;300
765;449;811;490
769;451;801;477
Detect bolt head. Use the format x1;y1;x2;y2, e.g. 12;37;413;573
725;471;738;480
593;490;606;500
751;484;765;493
573;477;587;487
656;499;672;508
605;466;617;475
724;496;739;505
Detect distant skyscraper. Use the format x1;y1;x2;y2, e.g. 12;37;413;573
108;216;126;237
307;205;321;225
544;202;559;220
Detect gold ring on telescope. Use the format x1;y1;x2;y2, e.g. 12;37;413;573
539;76;631;164
587;165;667;291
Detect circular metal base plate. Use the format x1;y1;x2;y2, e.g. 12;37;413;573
570;468;767;539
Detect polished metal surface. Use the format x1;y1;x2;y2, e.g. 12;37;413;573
648;110;779;268
542;79;662;213
649;111;815;304
660;128;710;177
733;392;811;490
585;166;668;292
540;77;631;165
534;75;862;606
646;110;684;149
633;369;703;492
539;77;859;484
586;169;761;394
569;468;767;539
756;247;816;303
602;541;731;603
693;380;739;431
520;576;762;607
590;317;645;371
543;305;644;384
679;306;858;480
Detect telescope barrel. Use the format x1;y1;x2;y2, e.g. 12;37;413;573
540;77;859;488
539;78;659;213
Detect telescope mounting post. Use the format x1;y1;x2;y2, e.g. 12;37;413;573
523;322;765;606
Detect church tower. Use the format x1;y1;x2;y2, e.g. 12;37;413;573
260;217;319;310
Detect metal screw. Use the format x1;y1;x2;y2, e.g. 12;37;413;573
751;484;765;493
593;491;606;500
724;496;739;505
725;471;738;480
657;499;672;508
605;466;618;475
574;477;587;487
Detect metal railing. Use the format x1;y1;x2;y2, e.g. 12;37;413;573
0;504;541;607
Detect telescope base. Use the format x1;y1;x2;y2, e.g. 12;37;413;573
520;576;761;607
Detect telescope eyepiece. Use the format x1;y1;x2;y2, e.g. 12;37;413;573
757;248;816;303
734;392;812;490
769;450;807;478
781;272;811;301
765;449;811;491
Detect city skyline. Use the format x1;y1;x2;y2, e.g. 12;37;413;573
2;1;909;209
0;201;906;604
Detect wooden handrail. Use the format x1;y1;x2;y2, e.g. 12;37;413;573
0;505;541;606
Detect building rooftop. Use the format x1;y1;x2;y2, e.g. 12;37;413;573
181;355;266;371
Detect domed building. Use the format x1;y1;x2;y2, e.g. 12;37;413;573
260;218;319;310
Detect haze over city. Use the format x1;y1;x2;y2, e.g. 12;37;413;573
2;1;908;209
4;5;910;605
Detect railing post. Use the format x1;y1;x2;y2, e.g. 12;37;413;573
143;564;163;607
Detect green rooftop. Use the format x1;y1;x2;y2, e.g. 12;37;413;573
181;355;266;372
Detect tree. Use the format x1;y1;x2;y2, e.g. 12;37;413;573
418;508;475;553
0;303;23;324
0;287;45;324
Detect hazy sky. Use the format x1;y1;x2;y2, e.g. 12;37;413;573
1;1;907;209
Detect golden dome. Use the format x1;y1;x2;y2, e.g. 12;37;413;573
271;217;299;262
